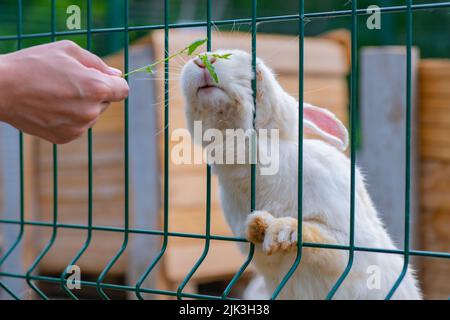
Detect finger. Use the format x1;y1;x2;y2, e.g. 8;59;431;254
99;101;110;114
73;46;123;77
101;75;130;102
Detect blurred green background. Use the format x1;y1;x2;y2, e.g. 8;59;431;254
0;0;449;58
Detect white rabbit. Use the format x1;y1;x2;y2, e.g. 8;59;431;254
180;49;422;300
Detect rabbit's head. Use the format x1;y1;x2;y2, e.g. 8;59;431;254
181;49;256;136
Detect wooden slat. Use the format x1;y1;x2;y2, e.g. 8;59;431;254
419;79;450;301
421;145;450;162
421;161;450;189
420;206;450;299
168;172;221;209
421;127;450;145
420;98;450;110
420;79;450;97
419;59;450;77
420;107;450;126
168;205;232;238
164;241;254;282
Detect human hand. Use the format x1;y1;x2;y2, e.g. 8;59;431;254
0;40;129;144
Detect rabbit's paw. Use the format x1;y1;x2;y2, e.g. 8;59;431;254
246;211;298;255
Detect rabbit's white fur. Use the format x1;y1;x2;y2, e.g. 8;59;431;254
180;49;422;300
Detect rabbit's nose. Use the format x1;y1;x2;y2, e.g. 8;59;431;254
194;55;217;68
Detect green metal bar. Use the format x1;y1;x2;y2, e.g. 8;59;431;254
107;0;123;53
325;0;358;300
96;0;130;300
176;0;213;300
0;0;24;300
250;0;257;212
25;0;59;300
270;0;305;299
0;271;237;300
1;2;449;42
2;216;449;258
134;0;171;300
386;0;413;300
222;0;258;299
0;218;246;243
60;0;94;300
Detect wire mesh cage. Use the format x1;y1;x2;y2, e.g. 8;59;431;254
0;0;449;300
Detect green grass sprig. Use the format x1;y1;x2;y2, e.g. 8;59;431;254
197;52;232;83
123;38;232;84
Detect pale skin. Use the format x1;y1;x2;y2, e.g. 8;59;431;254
0;40;129;144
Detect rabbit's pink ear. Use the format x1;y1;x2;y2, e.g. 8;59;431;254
303;104;349;151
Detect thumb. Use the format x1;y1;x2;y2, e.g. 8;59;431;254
102;74;130;102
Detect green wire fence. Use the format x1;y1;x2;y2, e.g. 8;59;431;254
0;0;450;300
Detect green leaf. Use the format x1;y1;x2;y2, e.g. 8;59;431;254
187;38;207;56
211;53;232;60
200;54;219;83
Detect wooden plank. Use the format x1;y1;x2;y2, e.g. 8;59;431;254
419;62;450;120
419;59;450;78
421;144;450;162
420;98;450;110
419;58;450;299
280;75;348;122
320;29;351;67
419;79;450;97
421;127;450;145
420;107;450;126
421;192;450;211
420;207;450;299
168;172;221;209
167;206;232;237
164;241;254;283
421;161;450;189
